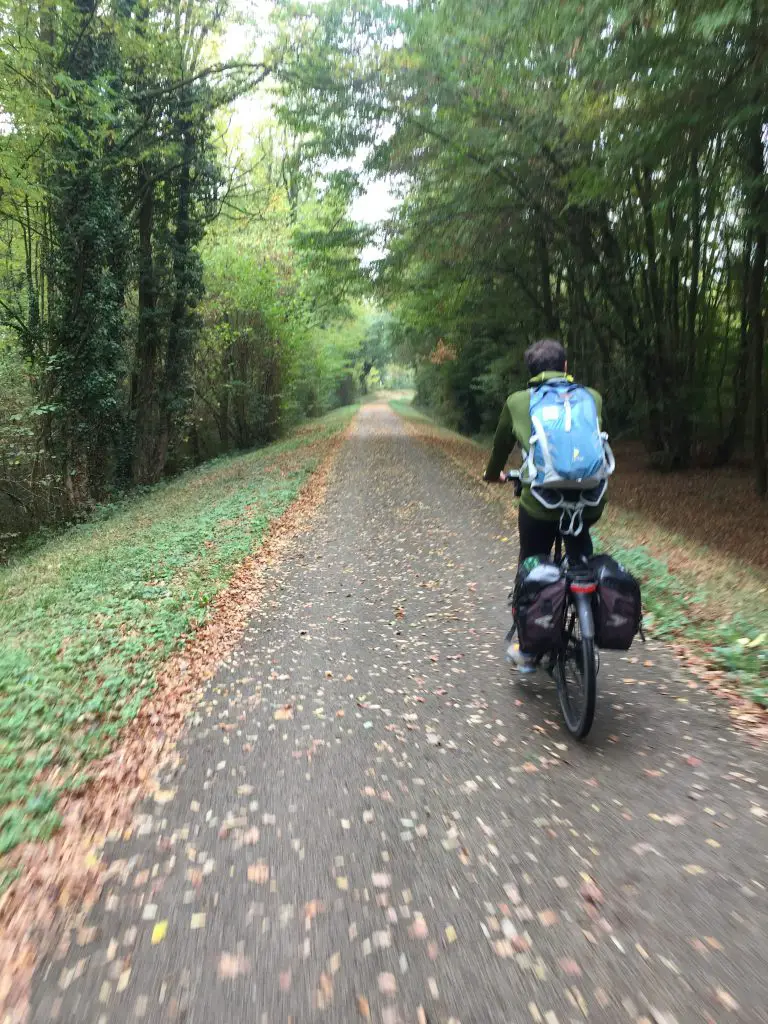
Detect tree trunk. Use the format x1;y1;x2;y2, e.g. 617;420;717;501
747;208;767;496
131;166;163;484
535;231;558;335
716;237;752;465
160;102;202;472
745;5;767;496
687;147;701;378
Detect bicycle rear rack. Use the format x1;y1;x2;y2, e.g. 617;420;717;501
564;562;598;593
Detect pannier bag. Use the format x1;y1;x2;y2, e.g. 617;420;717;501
590;554;642;650
510;556;567;655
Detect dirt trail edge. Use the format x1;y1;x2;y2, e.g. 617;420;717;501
0;423;349;1024
30;404;768;1024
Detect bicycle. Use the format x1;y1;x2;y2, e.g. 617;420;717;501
503;471;599;740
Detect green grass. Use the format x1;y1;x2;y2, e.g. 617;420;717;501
389;398;443;427
0;407;355;859
593;517;767;705
391;397;768;706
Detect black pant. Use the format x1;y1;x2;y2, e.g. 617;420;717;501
518;506;594;565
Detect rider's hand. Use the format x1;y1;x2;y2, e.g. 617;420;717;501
499;472;506;482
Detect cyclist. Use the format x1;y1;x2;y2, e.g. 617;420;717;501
483;339;607;670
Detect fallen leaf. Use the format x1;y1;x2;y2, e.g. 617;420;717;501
218;952;250;979
715;988;739;1011
247;863;269;883
151;921;168;944
580;882;603;905
357;995;371;1018
378;972;397;995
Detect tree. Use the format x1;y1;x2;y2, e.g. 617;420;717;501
276;0;768;490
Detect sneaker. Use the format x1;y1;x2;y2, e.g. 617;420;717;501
505;643;537;674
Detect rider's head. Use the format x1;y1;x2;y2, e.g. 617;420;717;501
524;339;567;378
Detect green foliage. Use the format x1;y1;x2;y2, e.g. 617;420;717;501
0;0;375;540
193;153;375;456
44;0;128;502
0;406;355;855
277;0;768;488
593;532;768;705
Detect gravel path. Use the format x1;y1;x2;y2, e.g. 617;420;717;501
32;404;768;1024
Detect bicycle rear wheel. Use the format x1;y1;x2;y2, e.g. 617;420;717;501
555;606;597;739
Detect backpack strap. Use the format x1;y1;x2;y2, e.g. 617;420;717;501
559;503;585;537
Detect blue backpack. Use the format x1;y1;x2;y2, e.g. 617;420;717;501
520;379;614;534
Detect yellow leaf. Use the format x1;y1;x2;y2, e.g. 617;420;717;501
154;789;176;805
684;864;706;876
247;863;269;884
151;921;168;944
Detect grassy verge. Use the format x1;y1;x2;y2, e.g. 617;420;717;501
390;398;767;705
0;407;355;858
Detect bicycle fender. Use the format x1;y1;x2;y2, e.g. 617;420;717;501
572;592;595;640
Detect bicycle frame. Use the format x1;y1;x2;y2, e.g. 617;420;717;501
568;582;597;640
504;494;600;738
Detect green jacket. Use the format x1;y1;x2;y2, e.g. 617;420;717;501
484;370;606;523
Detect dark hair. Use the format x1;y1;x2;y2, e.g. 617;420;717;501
524;339;567;377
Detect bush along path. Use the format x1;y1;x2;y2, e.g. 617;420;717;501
0;408;355;1017
22;403;768;1024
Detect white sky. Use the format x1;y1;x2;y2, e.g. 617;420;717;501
223;0;397;261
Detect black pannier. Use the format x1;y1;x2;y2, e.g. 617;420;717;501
590;554;642;650
511;556;568;655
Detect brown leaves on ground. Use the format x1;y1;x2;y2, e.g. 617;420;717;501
400;414;768;574
0;422;351;1024
580;881;604;906
218;952;250;980
606;441;768;572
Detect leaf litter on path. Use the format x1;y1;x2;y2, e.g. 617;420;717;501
0;425;351;1023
